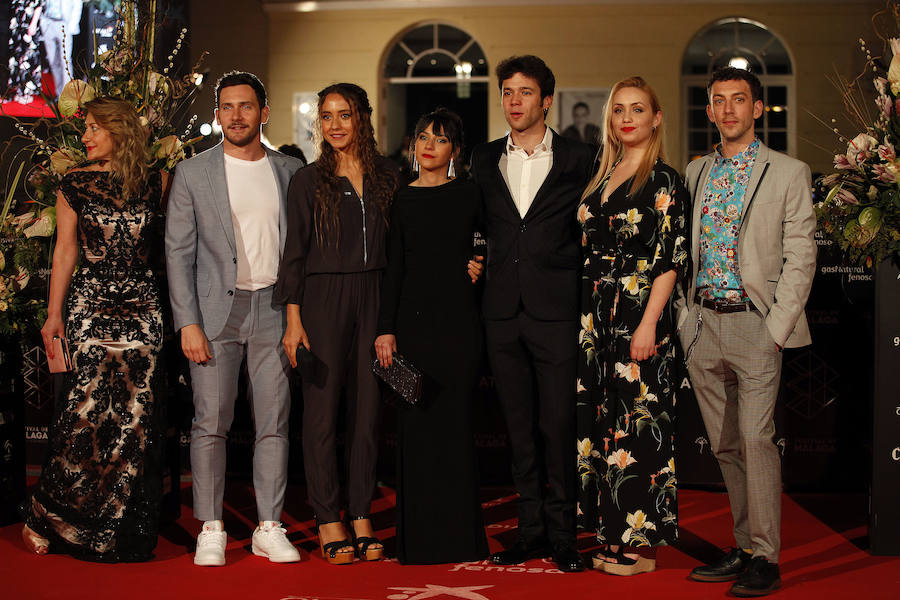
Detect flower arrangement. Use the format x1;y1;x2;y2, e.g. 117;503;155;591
816;2;900;268
0;0;205;336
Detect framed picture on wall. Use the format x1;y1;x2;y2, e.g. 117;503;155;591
555;88;609;147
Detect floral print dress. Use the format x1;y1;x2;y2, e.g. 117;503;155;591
575;160;688;547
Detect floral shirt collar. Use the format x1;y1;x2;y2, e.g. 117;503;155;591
695;138;760;302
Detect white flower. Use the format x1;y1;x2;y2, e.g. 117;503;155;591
58;80;95;117
50;149;78;175
845;133;878;168
615;361;640;382
607;448;637;469
24;207;56;238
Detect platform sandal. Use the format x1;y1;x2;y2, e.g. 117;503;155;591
591;545;620;571
350;516;384;561
316;520;354;565
601;546;656;576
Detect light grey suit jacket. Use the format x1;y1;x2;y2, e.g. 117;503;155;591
675;142;817;348
165;143;303;340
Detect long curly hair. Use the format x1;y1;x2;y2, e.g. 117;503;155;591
83;97;150;200
313;83;396;249
581;76;665;201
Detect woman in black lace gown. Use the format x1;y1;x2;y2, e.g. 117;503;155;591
22;98;166;562
374;109;489;564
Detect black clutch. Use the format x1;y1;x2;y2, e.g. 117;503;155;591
372;353;423;405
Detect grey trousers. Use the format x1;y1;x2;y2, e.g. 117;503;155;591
189;286;292;522
681;305;783;562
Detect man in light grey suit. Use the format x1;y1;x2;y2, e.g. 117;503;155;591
676;67;816;597
166;72;303;566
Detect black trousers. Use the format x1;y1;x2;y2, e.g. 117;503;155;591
300;271;381;522
485;310;579;546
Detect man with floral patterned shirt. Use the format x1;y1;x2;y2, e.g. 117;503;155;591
675;67;816;597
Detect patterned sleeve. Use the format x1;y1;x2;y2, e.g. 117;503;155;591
58;172;84;213
648;165;689;283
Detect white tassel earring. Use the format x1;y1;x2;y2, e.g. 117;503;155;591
412;157;419;173
448;159;456;179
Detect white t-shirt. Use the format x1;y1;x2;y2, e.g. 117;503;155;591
224;153;281;291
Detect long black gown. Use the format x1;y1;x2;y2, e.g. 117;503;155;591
377;177;489;564
21;170;165;562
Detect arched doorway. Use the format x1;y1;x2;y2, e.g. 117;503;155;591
380;22;489;169
682;18;795;163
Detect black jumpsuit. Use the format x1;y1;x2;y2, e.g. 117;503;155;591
275;158;395;522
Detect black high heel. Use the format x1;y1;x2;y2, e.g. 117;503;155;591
349;515;384;561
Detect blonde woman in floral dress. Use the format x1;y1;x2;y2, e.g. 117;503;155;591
575;77;688;575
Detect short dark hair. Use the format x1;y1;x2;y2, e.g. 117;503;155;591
572;101;589;115
216;71;267;108
496;55;555;100
410;107;465;170
707;67;762;104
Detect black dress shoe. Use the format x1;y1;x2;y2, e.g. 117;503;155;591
730;557;781;597
688;547;753;582
490;540;550;565
551;544;585;573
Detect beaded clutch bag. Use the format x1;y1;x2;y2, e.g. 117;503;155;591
372;353;423;405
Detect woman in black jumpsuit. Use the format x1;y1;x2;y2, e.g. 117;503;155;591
276;83;398;564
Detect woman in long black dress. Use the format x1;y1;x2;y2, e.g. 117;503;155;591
374;108;489;565
22;97;166;561
575;77;688;575
277;83;398;564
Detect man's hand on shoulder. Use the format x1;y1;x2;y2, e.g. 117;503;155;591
180;323;212;364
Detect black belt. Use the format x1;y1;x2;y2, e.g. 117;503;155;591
695;295;757;314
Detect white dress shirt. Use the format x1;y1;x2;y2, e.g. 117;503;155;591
500;126;554;218
224;153;281;291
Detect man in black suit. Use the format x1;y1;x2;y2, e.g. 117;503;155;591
470;55;593;573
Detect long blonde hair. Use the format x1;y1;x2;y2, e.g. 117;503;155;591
581;76;665;200
83;97;150;200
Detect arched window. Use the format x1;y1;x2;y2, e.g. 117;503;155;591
682;18;794;162
383;23;488;81
380;23;489;162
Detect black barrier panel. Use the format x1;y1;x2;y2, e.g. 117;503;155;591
870;260;900;555
0;338;25;525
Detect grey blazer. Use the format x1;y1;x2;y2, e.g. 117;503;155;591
165;143;303;340
675;142;817;348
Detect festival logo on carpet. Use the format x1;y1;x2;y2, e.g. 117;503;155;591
279;585;495;600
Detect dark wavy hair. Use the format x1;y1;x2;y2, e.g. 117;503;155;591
314;83;396;248
495;55;556;100
83;97;150;200
409;107;465;172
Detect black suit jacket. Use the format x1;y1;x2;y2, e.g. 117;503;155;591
471;130;594;321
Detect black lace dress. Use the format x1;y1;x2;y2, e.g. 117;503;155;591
21;170;166;562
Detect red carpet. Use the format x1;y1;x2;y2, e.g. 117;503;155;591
1;483;898;600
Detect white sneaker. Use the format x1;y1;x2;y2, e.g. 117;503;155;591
194;529;227;566
252;522;302;563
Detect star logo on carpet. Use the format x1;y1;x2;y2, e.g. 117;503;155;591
386;584;494;600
